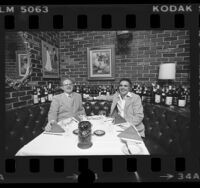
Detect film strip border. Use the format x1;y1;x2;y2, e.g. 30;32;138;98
1;156;200;182
2;12;196;30
0;4;200;183
0;4;199;30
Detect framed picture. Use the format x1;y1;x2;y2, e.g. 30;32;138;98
17;51;29;77
41;40;59;78
87;45;115;80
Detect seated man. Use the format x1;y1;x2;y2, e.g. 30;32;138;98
45;77;86;131
88;78;145;137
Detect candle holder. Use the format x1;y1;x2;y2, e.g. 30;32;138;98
77;121;93;149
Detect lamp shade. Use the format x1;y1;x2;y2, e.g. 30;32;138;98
158;63;176;80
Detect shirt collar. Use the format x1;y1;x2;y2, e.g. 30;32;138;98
118;92;132;99
64;92;73;97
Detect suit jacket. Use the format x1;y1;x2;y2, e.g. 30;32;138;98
97;92;145;137
48;92;86;122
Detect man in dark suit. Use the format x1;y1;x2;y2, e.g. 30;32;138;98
45;77;85;131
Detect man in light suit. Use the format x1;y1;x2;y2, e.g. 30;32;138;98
89;78;145;137
45;77;86;131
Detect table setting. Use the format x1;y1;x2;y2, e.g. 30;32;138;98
15;115;149;156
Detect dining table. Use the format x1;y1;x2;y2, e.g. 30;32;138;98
15;116;149;156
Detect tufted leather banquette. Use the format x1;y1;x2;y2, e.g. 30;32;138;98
5;100;191;156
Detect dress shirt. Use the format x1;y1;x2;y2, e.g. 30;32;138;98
117;92;132;118
64;92;72;97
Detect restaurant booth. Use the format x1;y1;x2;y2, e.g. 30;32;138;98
5;31;191;156
5;101;191;156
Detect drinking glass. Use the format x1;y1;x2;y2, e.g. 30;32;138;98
77;121;93;149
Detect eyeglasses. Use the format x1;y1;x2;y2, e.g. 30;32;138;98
62;83;73;86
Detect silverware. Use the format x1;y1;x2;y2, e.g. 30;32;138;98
117;124;126;129
43;132;63;136
125;142;132;155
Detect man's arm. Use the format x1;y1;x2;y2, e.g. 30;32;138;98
130;95;144;126
75;94;86;116
92;94;114;101
48;96;59;122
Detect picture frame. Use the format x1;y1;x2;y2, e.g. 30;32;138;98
41;40;60;78
17;51;29;77
87;45;115;80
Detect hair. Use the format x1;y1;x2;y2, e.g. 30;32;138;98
60;77;74;86
119;78;132;88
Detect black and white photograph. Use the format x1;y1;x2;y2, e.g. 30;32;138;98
4;30;192;158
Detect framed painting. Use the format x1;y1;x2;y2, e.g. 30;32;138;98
87;45;115;80
17;51;29;77
42;40;59;78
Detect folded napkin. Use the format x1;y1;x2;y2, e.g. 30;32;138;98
113;115;127;125
50;122;65;133
117;126;143;142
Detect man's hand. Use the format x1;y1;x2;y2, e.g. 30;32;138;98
86;96;94;100
44;120;57;131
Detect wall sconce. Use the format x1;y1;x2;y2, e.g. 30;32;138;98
116;31;132;54
116;30;132;39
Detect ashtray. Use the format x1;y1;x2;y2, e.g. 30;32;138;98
73;129;79;135
93;130;105;136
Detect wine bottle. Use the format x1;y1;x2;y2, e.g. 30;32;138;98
73;83;77;92
98;85;102;96
185;87;190;106
151;83;156;104
135;84;140;96
132;83;137;94
155;85;161;104
33;86;39;104
103;86;107;96
161;87;166;105
110;84;114;95
146;87;151;103
172;86;178;106
178;89;186;108
76;85;80;93
83;86;88;99
40;86;46;103
82;83;86;99
37;87;41;103
141;86;147;102
48;83;53;102
44;86;48;102
165;85;173;106
106;85;110;96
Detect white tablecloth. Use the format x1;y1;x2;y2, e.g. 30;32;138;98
15;116;149;156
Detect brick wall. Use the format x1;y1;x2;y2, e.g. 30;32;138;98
5;32;25;79
5;30;191;111
5;32;60;111
59;30;190;86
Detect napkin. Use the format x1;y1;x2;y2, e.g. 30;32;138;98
50;122;65;133
117;126;143;142
113;115;127;125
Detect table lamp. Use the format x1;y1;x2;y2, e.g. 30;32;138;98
158;63;176;86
